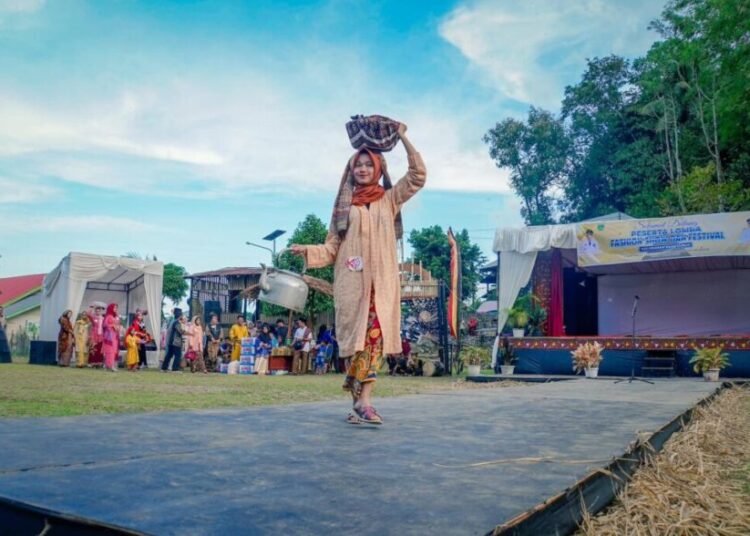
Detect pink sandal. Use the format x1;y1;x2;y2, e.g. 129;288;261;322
355;405;383;425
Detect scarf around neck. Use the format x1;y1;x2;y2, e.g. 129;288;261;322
332;149;403;239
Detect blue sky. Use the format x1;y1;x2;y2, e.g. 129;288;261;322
0;0;664;277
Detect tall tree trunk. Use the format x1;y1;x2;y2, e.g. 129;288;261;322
693;68;724;211
666;94;687;213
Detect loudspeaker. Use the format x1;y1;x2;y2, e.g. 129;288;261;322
204;300;222;324
30;340;57;365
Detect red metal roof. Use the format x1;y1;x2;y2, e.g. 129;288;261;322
0;273;45;306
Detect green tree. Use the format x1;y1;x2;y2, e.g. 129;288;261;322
162;263;189;307
484;107;569;224
407;226;486;301
485;0;750;222
271;214;334;326
561;56;665;220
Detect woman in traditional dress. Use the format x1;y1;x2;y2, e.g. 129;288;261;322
102;303;121;372
57;310;75;366
187;315;207;373
86;304;105;367
205;314;223;371
74;312;90;368
291;122;425;424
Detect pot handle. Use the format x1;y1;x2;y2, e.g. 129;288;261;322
276;248;307;275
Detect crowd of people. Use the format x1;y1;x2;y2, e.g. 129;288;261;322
56;303;153;372
159;309;344;374
55;303;354;375
55;303;423;379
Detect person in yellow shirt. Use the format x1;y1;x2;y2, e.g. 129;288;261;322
125;331;140;371
229;315;249;362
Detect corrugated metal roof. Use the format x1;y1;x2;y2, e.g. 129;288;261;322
186;267;264;278
0;274;45;306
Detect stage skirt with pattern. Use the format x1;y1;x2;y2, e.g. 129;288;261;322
342;290;383;396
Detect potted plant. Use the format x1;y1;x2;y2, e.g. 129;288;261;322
499;336;518;375
689;346;730;382
508;307;528;338
505;293;545;338
460;346;490;377
525;303;547;336
571;341;604;378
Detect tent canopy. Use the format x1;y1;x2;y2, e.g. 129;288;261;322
39;253;164;355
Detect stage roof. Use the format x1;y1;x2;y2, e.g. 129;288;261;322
493;210;750;273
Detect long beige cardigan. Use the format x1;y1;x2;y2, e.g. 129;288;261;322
306;152;426;357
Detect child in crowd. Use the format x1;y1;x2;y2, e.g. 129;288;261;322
125;330;140;371
219;337;232;362
314;341;329;375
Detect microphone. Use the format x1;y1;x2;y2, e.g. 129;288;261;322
631;295;640;318
635;295;640;300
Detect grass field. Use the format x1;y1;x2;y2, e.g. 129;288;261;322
0;363;511;418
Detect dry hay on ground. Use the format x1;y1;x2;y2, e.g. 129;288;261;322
448;379;525;390
578;386;750;536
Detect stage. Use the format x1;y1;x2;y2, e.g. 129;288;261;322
503;336;750;378
0;379;721;535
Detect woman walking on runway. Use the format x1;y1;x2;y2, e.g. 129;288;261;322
292;121;425;424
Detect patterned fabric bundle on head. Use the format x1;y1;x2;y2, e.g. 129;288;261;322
332;149;404;239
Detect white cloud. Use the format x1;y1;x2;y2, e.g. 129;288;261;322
0;177;57;203
439;0;663;107
0;215;159;234
0;78;512;198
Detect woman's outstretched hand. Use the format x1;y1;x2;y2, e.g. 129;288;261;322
398;122;408;137
290;244;306;256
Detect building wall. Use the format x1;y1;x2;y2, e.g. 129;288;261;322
5;307;42;350
6;308;40;337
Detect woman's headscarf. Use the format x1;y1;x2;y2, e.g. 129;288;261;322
332;148;403;239
59;310;73;326
351;148;385;206
126;316;141;337
105;303;117;317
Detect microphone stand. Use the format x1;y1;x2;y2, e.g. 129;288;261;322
614;296;654;385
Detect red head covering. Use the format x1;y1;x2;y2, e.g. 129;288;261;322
105;303;117;317
351;148;385;206
126;317;139;337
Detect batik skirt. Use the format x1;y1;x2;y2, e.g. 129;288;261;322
342;291;383;397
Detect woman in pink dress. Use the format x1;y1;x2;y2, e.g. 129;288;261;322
86;304;105;367
102;303;121;372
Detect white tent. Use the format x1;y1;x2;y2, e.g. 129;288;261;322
39;252;164;364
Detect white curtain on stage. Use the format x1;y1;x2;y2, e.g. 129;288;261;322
493;224;577;254
491;250;538;367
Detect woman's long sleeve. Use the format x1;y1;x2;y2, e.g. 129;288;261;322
305;231;342;269
391;152;426;208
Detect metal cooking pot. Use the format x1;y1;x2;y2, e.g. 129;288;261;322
258;249;309;312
